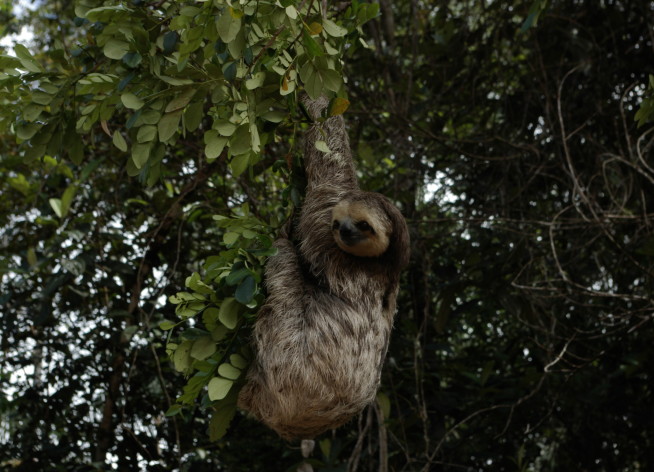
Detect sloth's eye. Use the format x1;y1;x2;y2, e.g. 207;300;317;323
356;221;373;232
332;220;340;230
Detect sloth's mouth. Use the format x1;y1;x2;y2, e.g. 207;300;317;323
339;233;364;246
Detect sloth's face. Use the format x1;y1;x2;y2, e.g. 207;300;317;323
331;200;391;257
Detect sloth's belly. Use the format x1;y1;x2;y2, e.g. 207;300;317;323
266;306;391;397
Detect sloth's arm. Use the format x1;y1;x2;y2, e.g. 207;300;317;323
264;238;306;304
302;95;358;193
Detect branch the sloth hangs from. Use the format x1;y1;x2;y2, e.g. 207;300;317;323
237;95;410;439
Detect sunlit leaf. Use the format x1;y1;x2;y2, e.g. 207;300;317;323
217;363;241;380
207;377;233;401
315;140;330;153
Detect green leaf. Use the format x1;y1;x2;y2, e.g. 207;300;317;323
16;123;40;140
140;110;162;125
68;134;84;165
204;130;228;160
261;110;287;123
14;44;44;72
209;404;236;441
218;297;239;329
60;184;77;217
322;18;348;37
225;266;251;286
103;38;130;60
223;61;237;82
321;68;342;93
165;88;196;113
229;354;248;369
203;306;220;330
285;5;298;19
229;125;251;155
357;3;380;25
49;198;62;218
250;124;260;153
121;92;144;110
131;142;151;169
173;340;193;372
302;30;324;57
207;377;233;401
163;31;179;54
315;140;330;153
122;52;141;68
191;336;217;361
214;120;237;136
23;104;43;122
113;130;128;151
319;439;332;461
227;28;246;59
216;9;241;43
158;110;183;142
165;404;183;417
185;101;204;132
520;0;548;33
217;363;241;380
376;392;391;420
31;91;53;106
159;320;176;330
211;325;229;342
26;247;37;267
223;232;239;246
137;125;157;143
299;61;323;99
230;153;250;177
235;275;256;304
520;11;539;33
245;71;266;90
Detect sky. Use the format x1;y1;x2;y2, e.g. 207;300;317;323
0;0;36;53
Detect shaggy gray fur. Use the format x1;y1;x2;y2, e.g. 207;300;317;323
237;96;410;439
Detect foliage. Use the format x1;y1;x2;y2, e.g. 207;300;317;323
2;0;654;471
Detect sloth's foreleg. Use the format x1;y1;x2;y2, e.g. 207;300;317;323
264;238;306;305
302;96;358;193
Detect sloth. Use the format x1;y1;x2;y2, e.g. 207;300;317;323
237;95;410;440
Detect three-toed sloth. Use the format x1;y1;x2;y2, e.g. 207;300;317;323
237;95;410;440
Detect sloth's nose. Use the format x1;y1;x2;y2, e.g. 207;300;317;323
339;222;358;244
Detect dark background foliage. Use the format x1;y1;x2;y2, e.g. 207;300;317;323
1;0;653;471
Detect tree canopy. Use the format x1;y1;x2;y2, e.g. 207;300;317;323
1;0;654;471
